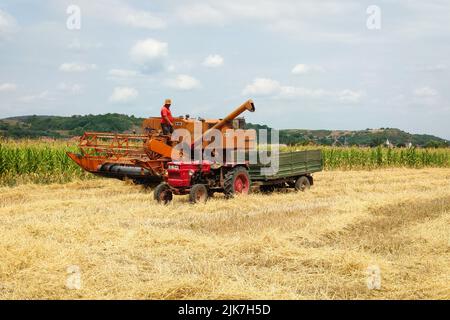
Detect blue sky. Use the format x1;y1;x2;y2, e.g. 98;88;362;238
0;0;449;139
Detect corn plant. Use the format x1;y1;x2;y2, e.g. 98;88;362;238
0;139;92;186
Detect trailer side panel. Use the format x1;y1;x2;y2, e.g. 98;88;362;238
248;150;323;181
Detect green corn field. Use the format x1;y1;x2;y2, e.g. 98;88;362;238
283;145;450;170
0;139;92;186
326;146;450;169
0;139;449;186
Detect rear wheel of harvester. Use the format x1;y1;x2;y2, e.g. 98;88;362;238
224;167;251;198
154;183;173;204
295;176;311;192
189;184;209;204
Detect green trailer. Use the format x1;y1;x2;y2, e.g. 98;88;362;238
248;149;323;192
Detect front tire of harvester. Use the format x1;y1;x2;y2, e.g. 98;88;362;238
154;183;173;204
224;167;251;198
189;184;209;204
295;176;311;192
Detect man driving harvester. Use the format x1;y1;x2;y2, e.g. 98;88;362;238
160;98;174;135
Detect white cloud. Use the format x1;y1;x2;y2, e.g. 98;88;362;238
130;39;168;70
176;4;225;25
71;0;166;30
0;83;17;92
291;64;308;75
279;86;328;99
174;1;361;43
291;64;325;75
109;87;138;103
414;64;448;73
67;39;81;50
67;39;103;51
243;77;363;103
165;74;201;91
19;91;52;103
0;9;18;39
59;63;97;73
242;78;281;96
124;11;166;29
337;89;363;103
203;54;224;68
166;60;195;73
108;69;140;78
414;86;438;97
58;83;83;95
280;86;363;102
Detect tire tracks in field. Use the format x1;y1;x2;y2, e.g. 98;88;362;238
322;195;450;255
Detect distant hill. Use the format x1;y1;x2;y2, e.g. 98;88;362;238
246;123;449;148
0;114;144;139
1;114;448;147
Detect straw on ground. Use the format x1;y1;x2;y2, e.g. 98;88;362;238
0;168;449;299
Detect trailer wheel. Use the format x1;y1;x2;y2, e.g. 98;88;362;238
224;167;251;198
154;183;173;204
189;184;209;204
295;176;311;192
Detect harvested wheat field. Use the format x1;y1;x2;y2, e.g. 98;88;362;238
0;168;449;299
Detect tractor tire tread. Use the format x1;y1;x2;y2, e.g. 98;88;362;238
223;166;250;198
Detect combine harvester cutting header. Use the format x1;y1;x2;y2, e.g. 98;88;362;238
67;99;323;203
